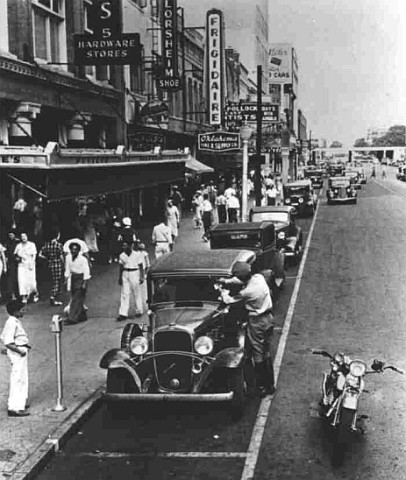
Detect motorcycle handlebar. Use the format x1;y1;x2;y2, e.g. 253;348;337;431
311;349;333;359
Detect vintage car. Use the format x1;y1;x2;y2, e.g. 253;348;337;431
355;167;367;184
327;164;344;177
100;250;260;417
344;169;362;189
209;222;285;294
283;179;317;216
303;167;324;189
326;176;357;204
248;206;303;263
396;165;406;181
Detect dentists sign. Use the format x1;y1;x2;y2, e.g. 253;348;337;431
156;0;182;91
206;9;225;126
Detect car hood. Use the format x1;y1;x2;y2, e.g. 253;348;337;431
153;303;220;332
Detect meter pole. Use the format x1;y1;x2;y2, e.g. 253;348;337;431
51;315;66;412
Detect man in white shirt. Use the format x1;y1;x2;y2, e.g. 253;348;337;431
266;184;277;206
152;216;173;258
224;185;236;200
1;300;31;416
117;240;145;321
227;192;240;223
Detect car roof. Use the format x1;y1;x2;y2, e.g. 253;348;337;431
284;180;312;187
210;221;272;232
250;205;293;214
149;249;256;277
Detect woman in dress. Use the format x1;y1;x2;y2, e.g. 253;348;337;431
64;242;91;324
165;199;180;248
14;233;39;304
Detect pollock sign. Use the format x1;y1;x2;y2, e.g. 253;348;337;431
206;9;225;126
157;0;182;91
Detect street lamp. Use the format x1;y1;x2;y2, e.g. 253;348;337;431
240;123;253;221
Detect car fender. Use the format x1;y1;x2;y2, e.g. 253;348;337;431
100;348;131;369
100;349;143;392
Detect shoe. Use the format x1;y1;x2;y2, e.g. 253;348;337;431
84;305;88;311
116;315;128;322
258;385;276;397
25;403;30;409
8;410;30;417
50;299;63;306
108;258;113;264
33;295;39;303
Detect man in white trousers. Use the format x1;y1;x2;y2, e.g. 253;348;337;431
1;300;31;416
117;240;145;322
152;216;173;258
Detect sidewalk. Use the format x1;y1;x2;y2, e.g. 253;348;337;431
0;213;209;480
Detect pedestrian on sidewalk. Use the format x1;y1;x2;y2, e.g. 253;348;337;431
38;231;64;306
266;184;277;206
371;166;376;180
227;192;240;223
4;229;20;301
152;217;173;259
1;300;31;417
118;217;137;246
215;191;227;224
64;242;91;325
166;199;180;248
201;194;213;242
136;242;150;313
117;240;145;321
14;232;39;305
0;241;7;302
192;190;203;229
171;185;184;217
381;165;387;179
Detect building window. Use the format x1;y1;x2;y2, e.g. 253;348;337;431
32;0;65;63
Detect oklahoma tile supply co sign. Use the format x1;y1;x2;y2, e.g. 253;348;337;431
198;132;240;152
157;0;182;91
74;0;141;65
269;43;292;83
225;102;279;124
206;9;225;126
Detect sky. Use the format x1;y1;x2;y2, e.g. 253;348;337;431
181;0;406;147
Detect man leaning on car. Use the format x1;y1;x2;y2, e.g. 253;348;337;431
218;262;276;397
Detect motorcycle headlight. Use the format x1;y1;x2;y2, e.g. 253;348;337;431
277;231;286;239
130;336;149;355
194;336;214;356
349;360;367;377
285;198;291;204
298;197;304;204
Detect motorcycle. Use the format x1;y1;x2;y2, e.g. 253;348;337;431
312;349;403;437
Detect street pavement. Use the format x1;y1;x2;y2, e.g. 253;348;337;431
0;211;210;479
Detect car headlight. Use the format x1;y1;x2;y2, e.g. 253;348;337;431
334;189;338;194
298;197;304;203
349;360;367;377
285;198;291;204
194;336;214;356
277;231;286;239
130;336;149;355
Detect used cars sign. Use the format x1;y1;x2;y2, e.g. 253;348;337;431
198;132;240;152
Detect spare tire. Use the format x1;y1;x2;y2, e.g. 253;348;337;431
120;323;143;350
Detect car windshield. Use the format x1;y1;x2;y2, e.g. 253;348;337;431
153;305;219;328
305;170;323;177
251;211;289;223
330;179;350;187
151;276;221;304
285;186;308;196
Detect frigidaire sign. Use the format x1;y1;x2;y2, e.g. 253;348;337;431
74;0;141;65
206;9;225;126
198;132;240;152
157;0;182;91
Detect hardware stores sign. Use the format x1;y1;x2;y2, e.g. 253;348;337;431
74;0;141;65
198;132;240;152
225;103;279;123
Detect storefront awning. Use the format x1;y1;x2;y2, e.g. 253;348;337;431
185;156;214;174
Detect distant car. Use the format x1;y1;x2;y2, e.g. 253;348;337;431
327;164;344;177
344;169;362;189
100;249;259;417
396;165;406;181
303;168;324;189
327;176;357;204
209;222;285;295
283;179;317;216
249;205;303;264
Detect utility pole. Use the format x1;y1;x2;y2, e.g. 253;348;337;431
255;65;263;206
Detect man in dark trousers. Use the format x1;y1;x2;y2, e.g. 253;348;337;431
218;262;276;396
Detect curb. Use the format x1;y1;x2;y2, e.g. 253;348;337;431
8;386;105;480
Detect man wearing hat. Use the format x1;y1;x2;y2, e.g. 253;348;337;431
152;216;173;259
218;261;276;396
118;217;137;246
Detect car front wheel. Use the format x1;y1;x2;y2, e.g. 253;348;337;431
227;367;247;419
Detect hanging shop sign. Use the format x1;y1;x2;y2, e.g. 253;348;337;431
268;43;292;84
156;0;182;91
198;131;240;152
128;132;166;152
74;34;142;65
206;9;225;126
225;102;279;124
86;0;121;38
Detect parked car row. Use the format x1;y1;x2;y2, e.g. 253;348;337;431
396;165;406;181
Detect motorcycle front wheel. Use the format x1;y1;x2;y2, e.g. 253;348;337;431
333;408;355;466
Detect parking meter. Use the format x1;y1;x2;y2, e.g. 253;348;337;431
51;314;63;333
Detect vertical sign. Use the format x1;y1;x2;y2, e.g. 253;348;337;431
206;9;225;126
87;0;121;38
157;0;182;91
